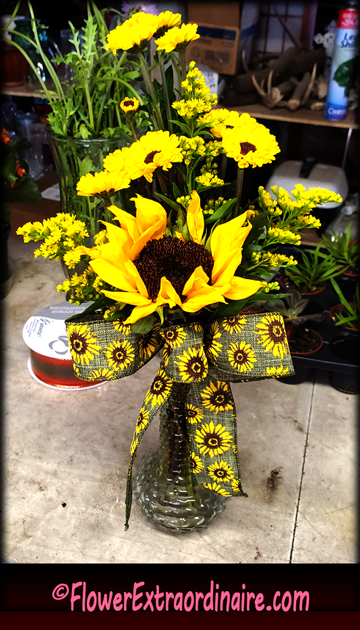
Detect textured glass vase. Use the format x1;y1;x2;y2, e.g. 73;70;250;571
46;127;130;237
134;382;228;532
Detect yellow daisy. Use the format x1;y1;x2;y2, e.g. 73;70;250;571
83;190;264;324
255;313;288;359
190;451;204;474
195;421;233;457
105;12;159;53
204;482;231;497
120;97;139;114
221;113;281;169
227;341;257;372
208;461;234;483
155;22;199;53
67;324;101;366
200;381;233;414
104;339;135;371
76;170;130;197
174;346;208;382
186;404;204;424
125;130;183;183
103;147;132;173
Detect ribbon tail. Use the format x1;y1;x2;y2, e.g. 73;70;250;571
124;362;173;530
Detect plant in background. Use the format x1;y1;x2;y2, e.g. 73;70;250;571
330;278;360;329
320;224;360;275
1;128;42;222
283;243;343;293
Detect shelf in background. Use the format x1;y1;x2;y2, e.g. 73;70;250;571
227;103;359;130
0;84;48;98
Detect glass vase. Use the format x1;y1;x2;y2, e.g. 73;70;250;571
133;382;228;532
46;127;131;237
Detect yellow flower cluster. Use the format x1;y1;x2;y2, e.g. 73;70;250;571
176;194;191;210
172;62;217;119
16;213;89;261
297;214;321;229
179;135;206;164
263;281;280;292
195;172;224;188
203;197;225;215
291;184;342;206
251;251;298;269
103;303;126;319
267;226;301;245
57;268;105;304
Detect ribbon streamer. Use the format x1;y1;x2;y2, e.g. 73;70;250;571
66;311;294;529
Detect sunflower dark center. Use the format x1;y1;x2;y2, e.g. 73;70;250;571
134;235;214;301
145;150;161;164
124;99;134;107
240;142;256;155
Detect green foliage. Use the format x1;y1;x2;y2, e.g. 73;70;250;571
334;58;354;97
264;288;326;327
330;278;360;329
285;244;343;292
320;225;359;274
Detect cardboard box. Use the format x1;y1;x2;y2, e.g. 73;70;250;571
185;24;240;75
186;2;260;76
187;2;241;28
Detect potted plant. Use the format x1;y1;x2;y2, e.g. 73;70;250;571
320;224;359;276
280;244;343;295
329;278;360;331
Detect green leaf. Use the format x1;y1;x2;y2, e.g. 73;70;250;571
130;313;158;334
154;192;180;213
204;198;237;225
334;58;354;96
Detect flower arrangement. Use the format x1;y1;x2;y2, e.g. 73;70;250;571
16;9;343;531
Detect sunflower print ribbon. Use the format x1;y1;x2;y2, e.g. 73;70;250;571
65;311;294;529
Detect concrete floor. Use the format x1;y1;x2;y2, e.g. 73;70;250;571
3;236;358;563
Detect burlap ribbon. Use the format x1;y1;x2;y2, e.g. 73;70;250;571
65;311;294;529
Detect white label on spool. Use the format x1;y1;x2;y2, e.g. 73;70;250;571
22;302;93;360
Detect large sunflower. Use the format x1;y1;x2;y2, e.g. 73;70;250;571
83;190;264;324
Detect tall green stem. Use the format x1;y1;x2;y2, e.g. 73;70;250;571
157;52;173;133
178;49;187;84
138;51;164;130
234;168;244;217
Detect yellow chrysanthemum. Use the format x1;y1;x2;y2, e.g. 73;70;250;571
76;170;130;197
83;190;264;324
155;22;199;53
126;130;183;182
120;97;139;114
155;11;182;33
105;12;159;53
221;113;280;169
103;147;132;173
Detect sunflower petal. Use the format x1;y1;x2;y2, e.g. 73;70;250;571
108;205;139;243
223;276;265;300
132;194;167;239
186;190;204;244
90;259;138;292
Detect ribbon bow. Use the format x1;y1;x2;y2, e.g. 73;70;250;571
66;311;294;529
